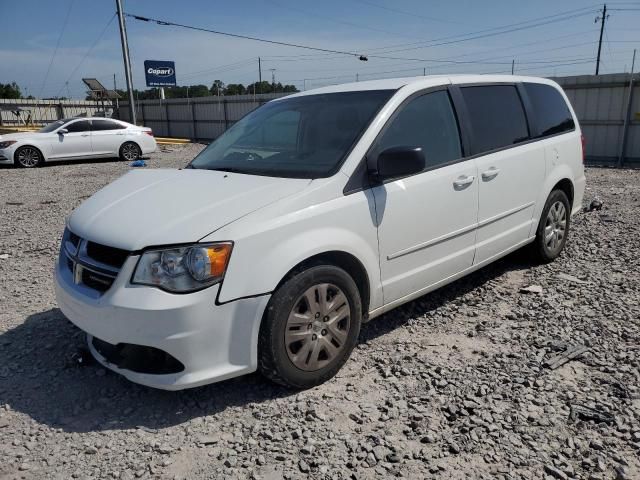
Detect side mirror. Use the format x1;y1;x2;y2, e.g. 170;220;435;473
368;146;425;182
58;128;68;135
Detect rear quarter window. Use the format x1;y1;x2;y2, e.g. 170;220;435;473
523;83;575;138
460;85;529;155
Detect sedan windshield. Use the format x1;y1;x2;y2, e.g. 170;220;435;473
39;119;71;133
190;90;394;178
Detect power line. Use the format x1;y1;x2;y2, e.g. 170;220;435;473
125;13;369;60
55;13;117;98
39;0;75;98
350;0;471;26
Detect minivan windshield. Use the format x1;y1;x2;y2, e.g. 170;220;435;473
190;90;394;178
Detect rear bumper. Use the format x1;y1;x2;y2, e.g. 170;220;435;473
54;256;270;390
572;173;587;216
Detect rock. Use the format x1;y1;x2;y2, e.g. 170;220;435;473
544;464;568;480
298;460;310;473
520;285;543;294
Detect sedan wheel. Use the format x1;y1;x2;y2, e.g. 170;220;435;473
16;146;42;168
119;142;141;161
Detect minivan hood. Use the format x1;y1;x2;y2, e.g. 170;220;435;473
68;169;311;251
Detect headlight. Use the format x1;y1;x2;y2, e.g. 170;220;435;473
132;242;233;293
0;140;17;149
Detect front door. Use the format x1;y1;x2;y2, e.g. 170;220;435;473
50;119;93;159
457;85;545;264
371;89;479;305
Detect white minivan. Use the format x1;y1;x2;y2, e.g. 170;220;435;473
55;75;586;390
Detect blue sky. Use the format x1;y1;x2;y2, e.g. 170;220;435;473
1;0;639;98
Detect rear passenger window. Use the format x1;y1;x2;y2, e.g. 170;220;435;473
92;120;126;131
524;83;575;137
65;120;91;133
460;85;529;155
377;90;462;170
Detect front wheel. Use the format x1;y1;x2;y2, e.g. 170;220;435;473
258;265;362;389
119;142;141;162
15;146;43;168
531;189;571;263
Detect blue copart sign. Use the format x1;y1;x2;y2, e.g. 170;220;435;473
144;60;176;87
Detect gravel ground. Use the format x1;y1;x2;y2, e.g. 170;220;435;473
0;147;639;480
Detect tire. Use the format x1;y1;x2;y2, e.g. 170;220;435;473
531;189;571;263
14;146;43;168
119;142;141;162
258;264;362;389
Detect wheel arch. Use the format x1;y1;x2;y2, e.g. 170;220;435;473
273;250;371;317
14;144;47;164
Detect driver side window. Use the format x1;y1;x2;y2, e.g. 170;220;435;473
376;90;462;171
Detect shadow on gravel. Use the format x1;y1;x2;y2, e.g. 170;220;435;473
0;250;534;434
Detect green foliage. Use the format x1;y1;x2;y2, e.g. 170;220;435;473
0;82;22;99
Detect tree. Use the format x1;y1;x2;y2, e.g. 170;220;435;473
0;82;22;99
224;83;246;96
210;80;225;96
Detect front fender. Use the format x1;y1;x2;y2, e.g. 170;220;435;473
211;189;382;310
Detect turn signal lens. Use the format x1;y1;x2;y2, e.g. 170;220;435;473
188;243;233;281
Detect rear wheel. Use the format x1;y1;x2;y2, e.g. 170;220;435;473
531;189;570;263
258;265;362;389
15;146;43;168
119;142;141;161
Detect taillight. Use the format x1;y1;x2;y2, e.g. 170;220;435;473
145;130;154;137
580;134;586;164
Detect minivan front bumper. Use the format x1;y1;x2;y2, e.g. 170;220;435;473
54;255;270;390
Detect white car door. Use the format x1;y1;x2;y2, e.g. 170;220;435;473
90;119;128;156
371;89;479;305
50;119;93;159
455;84;545;265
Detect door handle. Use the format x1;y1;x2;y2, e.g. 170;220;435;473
81;134;89;137
481;167;500;181
453;175;475;189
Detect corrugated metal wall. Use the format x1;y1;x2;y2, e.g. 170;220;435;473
117;93;288;139
551;73;639;166
0;98;114;125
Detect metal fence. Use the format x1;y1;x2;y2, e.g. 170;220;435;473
0;98;115;126
116;93;288;140
2;73;638;166
551;73;639;167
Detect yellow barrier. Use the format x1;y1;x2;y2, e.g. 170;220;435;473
1;127;191;145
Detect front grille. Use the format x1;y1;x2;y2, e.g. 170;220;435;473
61;228;130;295
86;241;129;269
81;268;115;292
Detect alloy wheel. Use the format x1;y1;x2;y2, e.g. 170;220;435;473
17;147;41;167
122;144;139;161
284;283;351;372
544;200;567;253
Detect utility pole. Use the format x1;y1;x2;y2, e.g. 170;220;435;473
258;57;262;94
115;0;136;124
595;4;608;75
356;73;359;82
423;67;426;76
113;73;119;112
618;49;636;167
270;68;276;93
511;59;515;75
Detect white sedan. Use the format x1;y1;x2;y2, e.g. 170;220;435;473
0;117;157;168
